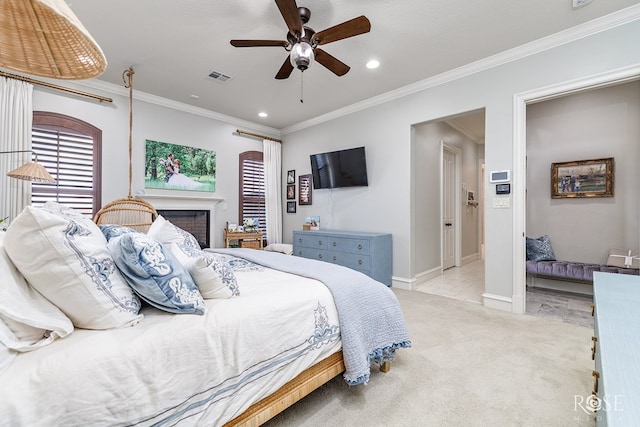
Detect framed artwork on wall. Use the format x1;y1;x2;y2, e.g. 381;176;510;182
299;174;312;205
286;184;295;200
287;170;295;184
551;157;614;199
144;139;216;192
287;201;296;213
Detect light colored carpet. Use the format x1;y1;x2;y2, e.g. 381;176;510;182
264;289;596;427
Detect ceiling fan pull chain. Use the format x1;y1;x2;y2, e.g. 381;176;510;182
300;72;304;103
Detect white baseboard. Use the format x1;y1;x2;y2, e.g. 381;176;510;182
461;253;479;266
393;266;442;291
391;276;414;290
482;292;512;312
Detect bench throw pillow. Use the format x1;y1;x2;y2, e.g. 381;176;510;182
526;235;557;261
3;203;143;330
108;232;205;314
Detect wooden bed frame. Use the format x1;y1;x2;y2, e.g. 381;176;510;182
225;351;391;426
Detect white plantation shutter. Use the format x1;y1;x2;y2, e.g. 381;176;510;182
239;151;267;240
32;112;101;217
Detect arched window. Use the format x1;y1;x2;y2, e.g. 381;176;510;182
32;111;102;217
239;150;267;240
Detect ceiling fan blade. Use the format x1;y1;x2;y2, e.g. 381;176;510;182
275;57;294;79
275;0;303;37
312;16;371;46
314;48;350;76
230;40;289;48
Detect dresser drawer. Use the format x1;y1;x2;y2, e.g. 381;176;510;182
327;237;370;255
294;247;329;262
295;234;328;250
328;252;371;272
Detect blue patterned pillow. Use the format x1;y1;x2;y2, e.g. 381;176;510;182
99;224;137;241
107;233;205;315
526;235;557;261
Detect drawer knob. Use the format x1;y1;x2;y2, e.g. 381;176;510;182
298;238;302;243
591;336;597;360
332;241;336;247
318;254;322;259
358;259;362;265
298;250;302;255
318;240;323;246
332;255;336;261
358;244;362;250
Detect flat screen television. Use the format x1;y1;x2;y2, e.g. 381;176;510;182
310;146;368;189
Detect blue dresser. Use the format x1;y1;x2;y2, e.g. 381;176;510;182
292;230;392;286
592;272;640;426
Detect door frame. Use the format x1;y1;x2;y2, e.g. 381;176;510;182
512;64;640;314
441;142;462;270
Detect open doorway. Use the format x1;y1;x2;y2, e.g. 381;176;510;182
412;109;486;303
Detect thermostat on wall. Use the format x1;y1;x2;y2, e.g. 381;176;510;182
489;170;510;183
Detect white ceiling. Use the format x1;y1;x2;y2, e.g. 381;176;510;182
68;0;639;131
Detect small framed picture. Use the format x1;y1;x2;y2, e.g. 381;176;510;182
298;174;312;205
287;201;296;213
287;170;296;184
286;184;295;200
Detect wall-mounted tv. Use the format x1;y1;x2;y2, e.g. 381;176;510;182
310;146;368;189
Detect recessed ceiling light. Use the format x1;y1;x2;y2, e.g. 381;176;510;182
258;112;268;118
366;59;380;69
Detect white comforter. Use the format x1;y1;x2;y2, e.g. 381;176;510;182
0;266;341;426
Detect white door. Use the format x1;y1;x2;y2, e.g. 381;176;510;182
442;148;456;269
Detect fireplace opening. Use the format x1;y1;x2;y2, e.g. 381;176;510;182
157;209;210;249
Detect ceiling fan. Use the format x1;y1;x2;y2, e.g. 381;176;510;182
230;0;371;80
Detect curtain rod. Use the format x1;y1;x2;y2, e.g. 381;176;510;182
0;70;113;103
235;129;282;143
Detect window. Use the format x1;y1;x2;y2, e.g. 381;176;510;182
239;151;267;240
32;112;102;217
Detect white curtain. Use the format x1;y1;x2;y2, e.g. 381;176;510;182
0;77;33;225
263;139;282;244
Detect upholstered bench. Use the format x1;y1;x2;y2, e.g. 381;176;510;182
526;260;640;283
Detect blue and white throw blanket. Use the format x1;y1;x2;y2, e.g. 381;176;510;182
208;248;412;385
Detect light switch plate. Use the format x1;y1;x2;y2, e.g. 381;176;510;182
492;197;510;208
572;0;592;8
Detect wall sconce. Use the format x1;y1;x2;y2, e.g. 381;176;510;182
0;150;56;183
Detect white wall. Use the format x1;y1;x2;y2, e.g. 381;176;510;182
280;18;640;304
526;81;640;264
32;85;277;247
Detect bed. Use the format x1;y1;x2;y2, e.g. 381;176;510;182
0;202;411;426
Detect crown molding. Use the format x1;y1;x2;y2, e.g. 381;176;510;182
281;4;640;135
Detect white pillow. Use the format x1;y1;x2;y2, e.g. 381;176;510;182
264;243;293;255
3;203;143;330
147;215;201;255
170;243;233;299
0;232;73;351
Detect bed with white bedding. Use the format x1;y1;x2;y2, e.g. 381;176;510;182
0;203;410;426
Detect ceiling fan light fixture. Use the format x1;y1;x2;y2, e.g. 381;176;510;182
290;42;314;71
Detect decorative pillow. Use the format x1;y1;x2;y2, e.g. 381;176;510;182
108;233;205;314
170;244;234;299
607;248;640;269
0;232;73;351
99;224;137;241
264;243;293;255
147;215;201;255
526;235;557;261
3;203;143;330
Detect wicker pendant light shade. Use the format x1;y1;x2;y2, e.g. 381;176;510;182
7;158;56;183
93;68;157;232
0;0;106;80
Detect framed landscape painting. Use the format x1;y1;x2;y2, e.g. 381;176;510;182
145;139;216;192
551;157;614;199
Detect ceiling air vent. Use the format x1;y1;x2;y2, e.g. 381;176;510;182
208;70;232;83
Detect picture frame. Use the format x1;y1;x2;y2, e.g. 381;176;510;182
286;184;295;200
551;157;614;199
299;174;312;205
144;139;216;192
287;170;296;184
287;201;296;213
